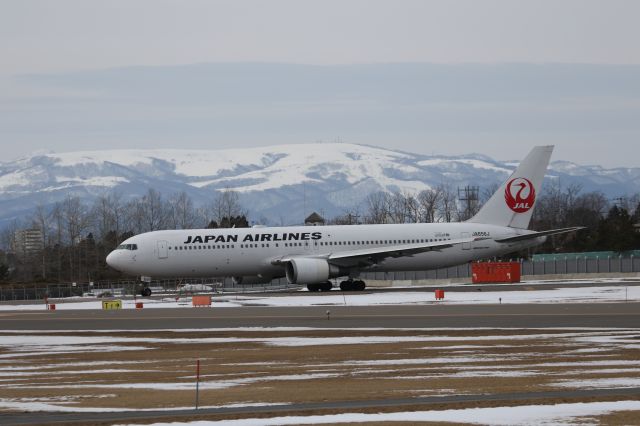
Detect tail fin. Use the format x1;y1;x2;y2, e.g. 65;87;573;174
468;145;553;229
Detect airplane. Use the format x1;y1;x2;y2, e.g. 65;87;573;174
106;146;583;295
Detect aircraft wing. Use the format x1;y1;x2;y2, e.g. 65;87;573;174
272;236;484;268
494;226;585;243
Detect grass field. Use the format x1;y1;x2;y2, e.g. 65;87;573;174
1;328;640;424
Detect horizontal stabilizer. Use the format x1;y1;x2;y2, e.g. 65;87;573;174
495;227;586;243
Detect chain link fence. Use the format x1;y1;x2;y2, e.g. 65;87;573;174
1;256;638;302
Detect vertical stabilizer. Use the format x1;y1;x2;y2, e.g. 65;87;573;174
468;146;553;229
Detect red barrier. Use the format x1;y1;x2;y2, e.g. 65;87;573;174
192;296;212;307
472;262;521;283
47;304;56;311
435;289;445;300
135;302;144;309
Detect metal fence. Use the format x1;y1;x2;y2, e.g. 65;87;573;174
357;255;640;282
1;256;638;302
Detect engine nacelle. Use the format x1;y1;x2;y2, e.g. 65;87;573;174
232;275;273;285
285;258;341;284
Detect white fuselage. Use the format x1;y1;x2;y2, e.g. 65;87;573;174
106;222;543;279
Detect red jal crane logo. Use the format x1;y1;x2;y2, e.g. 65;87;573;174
505;177;536;213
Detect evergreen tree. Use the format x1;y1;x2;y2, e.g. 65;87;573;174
597;206;636;253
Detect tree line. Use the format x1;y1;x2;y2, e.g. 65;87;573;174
330;182;640;254
0;182;638;284
0;189;247;283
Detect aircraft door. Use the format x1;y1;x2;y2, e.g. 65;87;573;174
157;240;169;259
461;232;471;250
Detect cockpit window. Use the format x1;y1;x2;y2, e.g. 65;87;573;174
116;244;138;250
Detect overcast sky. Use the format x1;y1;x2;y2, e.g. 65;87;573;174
1;0;639;167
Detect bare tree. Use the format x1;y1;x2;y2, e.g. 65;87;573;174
168;191;198;229
437;184;457;223
403;191;421;223
389;192;409;224
533;180;583;229
417;187;441;223
207;188;246;227
60;196;91;281
138;189;168;232
92;195;115;240
329;208;363;225
62;196;89;246
365;191;390;224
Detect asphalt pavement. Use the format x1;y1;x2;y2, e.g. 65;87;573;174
1;302;639;329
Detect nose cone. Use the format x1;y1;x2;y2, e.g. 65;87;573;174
106;250;119;270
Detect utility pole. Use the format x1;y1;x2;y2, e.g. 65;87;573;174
458;186;480;221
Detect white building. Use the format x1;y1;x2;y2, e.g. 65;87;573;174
11;228;44;256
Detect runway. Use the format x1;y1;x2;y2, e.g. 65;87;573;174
2;302;640;330
3;284;640;424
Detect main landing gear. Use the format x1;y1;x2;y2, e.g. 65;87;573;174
306;280;367;292
141;287;152;297
307;282;333;292
339;279;366;291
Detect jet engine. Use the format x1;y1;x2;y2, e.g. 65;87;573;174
285;258;342;284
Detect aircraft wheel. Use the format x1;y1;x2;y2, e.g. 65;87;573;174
320;281;333;292
307;283;320;292
354;280;366;291
141;287;152;297
340;280;354;291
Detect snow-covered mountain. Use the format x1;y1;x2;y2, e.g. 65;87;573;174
0;143;638;227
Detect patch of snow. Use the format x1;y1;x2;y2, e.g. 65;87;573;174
123;400;640;426
23;372;342;391
0;397;280;413
53;176;129;187
553;377;640;389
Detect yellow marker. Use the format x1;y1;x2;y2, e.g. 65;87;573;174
102;300;122;310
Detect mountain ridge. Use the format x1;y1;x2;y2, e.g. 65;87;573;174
0;143;638;227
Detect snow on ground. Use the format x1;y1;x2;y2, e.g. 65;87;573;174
120;400;640;426
0;398;279;413
553;377;640;389
3;331;636;355
19;373;344;391
2;283;640;311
